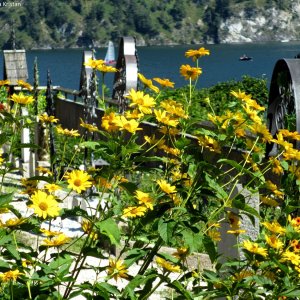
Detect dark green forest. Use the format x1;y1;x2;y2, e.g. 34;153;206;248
0;0;293;49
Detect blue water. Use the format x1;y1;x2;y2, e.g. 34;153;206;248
1;41;300;91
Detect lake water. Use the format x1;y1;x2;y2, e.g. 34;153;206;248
1;41;300;92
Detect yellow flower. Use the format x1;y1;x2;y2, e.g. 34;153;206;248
226;211;246;235
156;257;181;273
125;109;144;119
29;190;61;219
249;123;272;143
159;126;180;136
185;47;210;60
65;170;93;193
56;126;80;137
230;89;252;101
265;235;284;250
138;73;159;93
42;233;71;247
198;135;221;153
135;190;154;210
242;240;268;257
265;181;284;199
289;216;300;230
0;269;23;282
40;228;61;237
81;219;98;240
0;217;25;228
126;89;156;114
21;178;38;195
154;109;179;127
79;118;99;132
278;129;300;141
113;115;142;133
17;79;33;91
180;64;202;80
233;270;253;281
157;179;177;194
262;221;286;235
107;258;129;281
123;206;147;218
36;166;53;176
153;77;175;88
101;112;120;132
97;64;118;73
172;247;189;260
269;157;284;175
11;92;34;105
290;240;300;252
84;58;105;69
0;154;4;165
44;183;61;193
281;250;300;266
260;196;279;207
207;229;222;242
0;79;10;86
160;100;188;119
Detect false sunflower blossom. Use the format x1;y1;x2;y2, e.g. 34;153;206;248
42;233;71;247
0;79;10;86
260;196;279;207
56;126;80;137
40;228;61;237
290;240;300;252
0;217;26;228
44;183;61;193
0;269;23;282
265;235;284;250
248;123;272;143
125;109;144;120
281;250;300;266
227;211;246;235
113;115;142;134
97;64;118;73
65;170;93;193
230;89;253;102
262;221;286;235
81;219;98;240
157;179;177;194
101;112;119;132
29;190;61;219
180;64;202;80
154;109;179;127
138;73;159;93
11;92;34;105
198;135;221;154
17;79;33;91
123;206;147;218
242;240;268;257
135;190;154;210
156;257;181;273
126;88;156;114
289;215;300;231
185;47;210;60
172;247;189;260
79;118;98;132
107;258;129;281
153;77;175;88
269;157;284;175
160;100;188;119
278;129;300;141
38;113;59;124
84;58;105;69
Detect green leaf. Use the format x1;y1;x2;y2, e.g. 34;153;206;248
279;288;300;297
79;141;99;150
205;173;228;199
181;229;203;252
124;248;147;267
96;218;120;246
232;198;260;219
119;182;138;195
6;244;20;260
168;280;193;300
158;219;176;244
203;235;218;263
0;193;14;207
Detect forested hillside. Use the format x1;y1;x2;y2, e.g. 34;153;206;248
0;0;298;49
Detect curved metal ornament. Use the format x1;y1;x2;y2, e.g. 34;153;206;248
112;37;138;113
266;59;300;157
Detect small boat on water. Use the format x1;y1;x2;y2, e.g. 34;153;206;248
104;41;116;66
239;54;252;61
